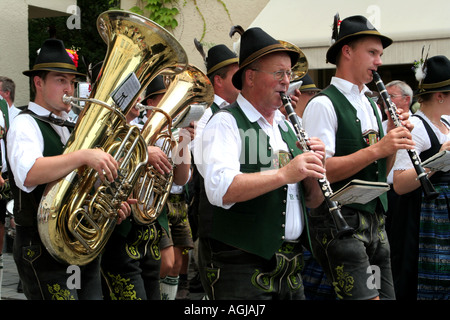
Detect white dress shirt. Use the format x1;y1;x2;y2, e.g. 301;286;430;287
8;103;21;123
0;113;6;174
7;102;71;193
192;94;229;159
197;93;303;240
393;110;450;172
0;98;21;173
303;77;383;159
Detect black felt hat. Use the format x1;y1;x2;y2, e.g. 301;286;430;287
300;74;321;92
23;39;84;77
326;14;393;64
206;44;238;76
143;75;167;102
232;27;300;90
414;55;450;96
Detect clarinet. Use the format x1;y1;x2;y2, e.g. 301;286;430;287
280;93;354;238
372;71;439;200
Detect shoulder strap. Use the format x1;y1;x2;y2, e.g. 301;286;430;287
412;114;441;161
19;108;75;131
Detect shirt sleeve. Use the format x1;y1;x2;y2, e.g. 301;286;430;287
393;118;430;171
302;95;338;158
197;111;243;209
6;115;44;192
192;107;212;160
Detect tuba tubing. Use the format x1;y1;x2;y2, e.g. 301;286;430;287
37;10;188;266
131;64;214;225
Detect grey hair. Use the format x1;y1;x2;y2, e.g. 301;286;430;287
386;80;413;102
0;76;15;102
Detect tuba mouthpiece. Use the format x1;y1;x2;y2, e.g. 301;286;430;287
62;94;73;105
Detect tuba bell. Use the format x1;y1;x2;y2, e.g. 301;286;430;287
37;10;188;266
279;40;308;82
132;64;214;225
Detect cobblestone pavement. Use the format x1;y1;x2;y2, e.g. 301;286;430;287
0;253;26;300
0;250;205;301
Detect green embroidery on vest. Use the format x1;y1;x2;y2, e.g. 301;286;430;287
47;284;76;300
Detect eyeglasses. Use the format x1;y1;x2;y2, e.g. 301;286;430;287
251;68;293;81
389;94;405;99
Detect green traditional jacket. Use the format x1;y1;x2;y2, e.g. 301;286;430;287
320;85;388;213
211;103;307;260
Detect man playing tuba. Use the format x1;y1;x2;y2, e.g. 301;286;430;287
7;39;133;300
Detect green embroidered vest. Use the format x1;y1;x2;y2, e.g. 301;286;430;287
320;85;387;213
211;103;306;260
10;117;65;227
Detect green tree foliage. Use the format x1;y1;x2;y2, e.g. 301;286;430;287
130;0;180;29
28;0;113;76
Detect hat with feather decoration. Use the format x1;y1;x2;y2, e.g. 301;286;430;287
326;14;392;65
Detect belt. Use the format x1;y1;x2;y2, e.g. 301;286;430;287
168;193;185;202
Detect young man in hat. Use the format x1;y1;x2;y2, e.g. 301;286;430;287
392;55;450;300
302;15;415;300
7;38;132;300
196;28;326;300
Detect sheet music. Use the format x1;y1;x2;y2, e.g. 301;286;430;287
330;179;390;205
111;73;141;111
422;150;450;172
172;104;207;128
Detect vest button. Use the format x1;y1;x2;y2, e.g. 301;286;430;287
282;211;286;215
281;224;285;228
281;236;285;240
283;200;286;203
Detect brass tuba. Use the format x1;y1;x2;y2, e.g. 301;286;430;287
132;64;214;225
37;10;188;266
279;40;308;82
